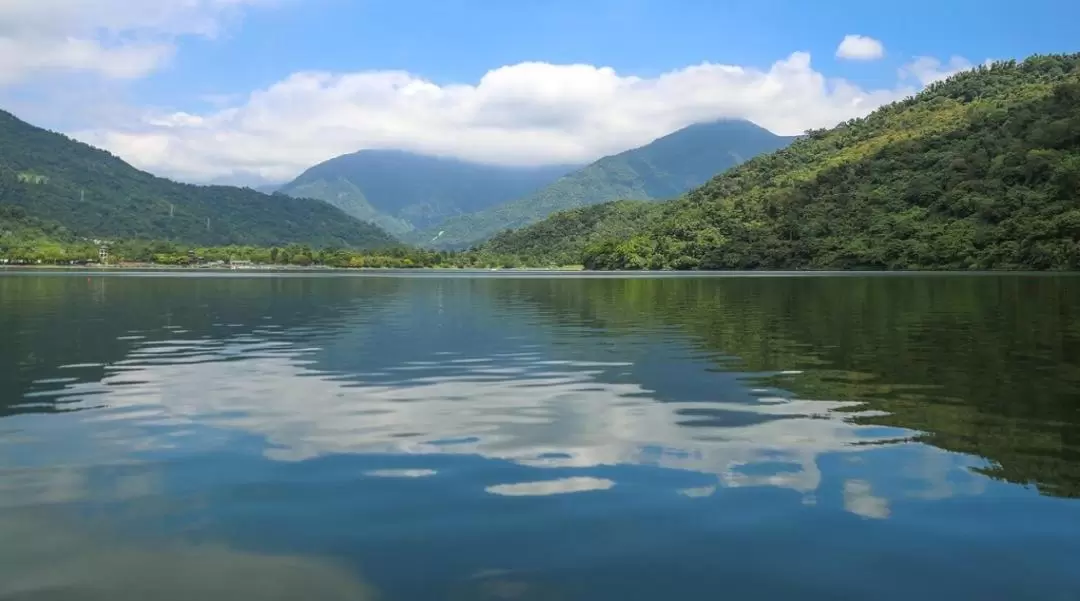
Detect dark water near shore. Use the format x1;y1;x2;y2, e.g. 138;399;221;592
2;272;1079;600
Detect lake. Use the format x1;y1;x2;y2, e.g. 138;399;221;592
1;271;1079;600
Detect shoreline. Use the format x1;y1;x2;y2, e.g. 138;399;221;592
0;263;586;273
3;264;1077;277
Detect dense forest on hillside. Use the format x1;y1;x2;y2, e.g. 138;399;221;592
578;54;1080;270
0;204;93;262
0;233;530;269
0;110;397;248
420;120;794;249
0;205;534;269
279;150;575;235
95;241;500;269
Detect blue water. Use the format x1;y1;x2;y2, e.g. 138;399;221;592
1;272;1078;600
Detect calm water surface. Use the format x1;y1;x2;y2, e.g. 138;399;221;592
1;272;1079;600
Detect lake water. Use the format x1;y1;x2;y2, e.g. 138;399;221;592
2;271;1079;600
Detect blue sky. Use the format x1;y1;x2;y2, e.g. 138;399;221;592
134;0;1079;106
1;0;1077;184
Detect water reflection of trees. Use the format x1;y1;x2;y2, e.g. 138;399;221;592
0;274;405;417
5;274;1079;498
490;276;1080;498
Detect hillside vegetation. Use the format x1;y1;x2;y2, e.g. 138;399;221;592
0;110;397;248
278;150;575;235
0;204;92;262
420;120;794;249
479;200;663;266
580;54;1080;270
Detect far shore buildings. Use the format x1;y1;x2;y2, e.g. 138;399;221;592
92;239;112;264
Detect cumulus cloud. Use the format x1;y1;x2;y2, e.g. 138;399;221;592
836;35;885;61
0;0;278;83
899;55;976;86
76;52;919;183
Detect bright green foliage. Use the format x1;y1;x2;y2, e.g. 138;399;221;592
418;120;794;249
584;54;1080;271
0;205;97;263
278;150;575;236
0;110;398;248
479;200;664;267
0;223;537;270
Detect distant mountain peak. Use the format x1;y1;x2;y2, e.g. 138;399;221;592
277;149;578;235
415;118;795;249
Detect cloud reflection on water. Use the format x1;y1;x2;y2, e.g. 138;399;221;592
486;477;617;497
13;331;977;516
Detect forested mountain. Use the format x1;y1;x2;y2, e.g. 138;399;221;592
582;54;1080;270
419;120;795;249
0;110;397;248
278;150;576;236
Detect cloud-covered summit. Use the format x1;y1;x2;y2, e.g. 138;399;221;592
0;1;983;186
77;49;974;184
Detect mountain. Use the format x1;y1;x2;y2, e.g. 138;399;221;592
418;119;796;249
478;200;664;267
253;183;282;195
277;150;576;236
582;54;1080;271
0;110;397;248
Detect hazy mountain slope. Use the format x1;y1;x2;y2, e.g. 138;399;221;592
581;54;1080;270
419;120;795;249
253;183;282;195
0;110;397;248
278;150;576;235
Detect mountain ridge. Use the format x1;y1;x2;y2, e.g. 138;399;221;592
416;119;796;249
0;110;397;248
278;149;577;235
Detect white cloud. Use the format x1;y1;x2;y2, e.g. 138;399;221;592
0;0;279;83
0;37;174;85
836;35;885;61
899;55;975;86
75;52;919;183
